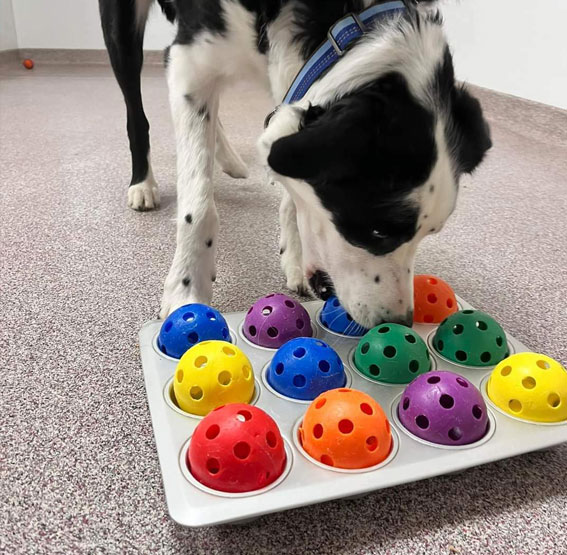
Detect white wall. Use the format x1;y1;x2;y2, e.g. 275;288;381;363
442;0;567;110
5;0;567;109
11;0;174;50
0;0;18;50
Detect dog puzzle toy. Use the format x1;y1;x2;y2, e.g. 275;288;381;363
299;388;392;469
267;337;346;400
187;404;287;493
319;296;368;336
487;353;567;423
158;303;231;359
173;341;254;416
354;324;431;384
398;371;489;445
243;293;312;348
433;309;509;366
413;274;458;324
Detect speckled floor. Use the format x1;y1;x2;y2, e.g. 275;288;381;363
1;58;566;555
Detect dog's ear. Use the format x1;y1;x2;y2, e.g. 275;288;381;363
450;86;492;174
267;100;374;181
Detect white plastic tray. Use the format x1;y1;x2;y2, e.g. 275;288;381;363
139;297;567;527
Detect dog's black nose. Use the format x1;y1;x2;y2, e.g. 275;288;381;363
309;271;335;301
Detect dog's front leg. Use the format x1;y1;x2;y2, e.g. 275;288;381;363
160;45;220;318
279;189;310;296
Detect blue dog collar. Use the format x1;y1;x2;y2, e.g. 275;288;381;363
282;1;406;105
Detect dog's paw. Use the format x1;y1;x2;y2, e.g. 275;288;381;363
128;179;160;211
221;157;249;180
281;254;310;297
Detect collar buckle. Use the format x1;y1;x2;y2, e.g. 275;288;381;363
327;12;367;57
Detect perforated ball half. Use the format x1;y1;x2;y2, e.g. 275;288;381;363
319;296;368;336
398;371;489;445
173;341;254;416
299;388;392;469
414;274;458;324
158;303;231;359
487;353;567;423
243;293;313;349
433;309;509;367
267;338;346;401
187;404;287;493
354;324;431;384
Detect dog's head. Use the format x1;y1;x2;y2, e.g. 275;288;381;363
259;15;491;328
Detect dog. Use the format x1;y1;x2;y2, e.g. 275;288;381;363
99;0;491;328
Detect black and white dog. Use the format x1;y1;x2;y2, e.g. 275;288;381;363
99;0;491;328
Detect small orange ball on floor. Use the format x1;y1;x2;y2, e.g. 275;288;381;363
23;59;34;70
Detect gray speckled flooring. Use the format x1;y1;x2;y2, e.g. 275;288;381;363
1;59;566;555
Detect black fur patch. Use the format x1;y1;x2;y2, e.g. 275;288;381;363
269;73;436;255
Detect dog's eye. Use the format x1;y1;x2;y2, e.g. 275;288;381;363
371;229;388;240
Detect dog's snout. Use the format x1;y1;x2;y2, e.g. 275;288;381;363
386;309;414;328
309;271;335;301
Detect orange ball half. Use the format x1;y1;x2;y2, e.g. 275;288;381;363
299;388;392;469
414;274;458;324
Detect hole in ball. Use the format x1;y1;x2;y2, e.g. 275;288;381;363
383;346;396;358
537;360;551;370
548;393;561;408
405;334;416;344
360;342;370;355
319;360;330;372
275;362;284;375
293;374;306;388
206;311;216;321
522;376;536;389
233;441;251;460
236;409;252;422
416;415;430;429
428;278;438;285
439;394;455;409
402;397;410;410
164;321;173;333
360;403;373;415
427;293;438;303
218;371;232;386
296;319;305;330
190;386;203;400
508;399;522;413
366;436;378;451
285;300;295;308
455;350;467;362
436;340;444;352
194;356;207;368
206;425;220;440
266;431;277;448
378;326;389;334
447;299;454;308
248;325;257;337
262;306;273;316
313;423;323;439
293;347;306;358
496;336;503;347
463;310;474;314
472;405;483;420
176;369;184;383
456;377;469;388
453;324;464;335
242;365;251;380
206;458;220;474
480;352;492;363
183;312;195;322
424;314;434;323
369;364;380;376
338;419;354;434
448;427;463;441
500;366;512;377
315;397;326;409
222;346;236;356
409;360;420;373
320;454;334;467
427;376;441;384
267;327;278;338
188;332;199;344
476;321;488;330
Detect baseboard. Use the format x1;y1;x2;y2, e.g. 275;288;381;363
1;48;164;66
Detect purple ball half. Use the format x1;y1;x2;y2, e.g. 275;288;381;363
398;371;489;446
243;293;313;349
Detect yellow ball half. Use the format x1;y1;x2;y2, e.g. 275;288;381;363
173;341;254;416
487;352;567;423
